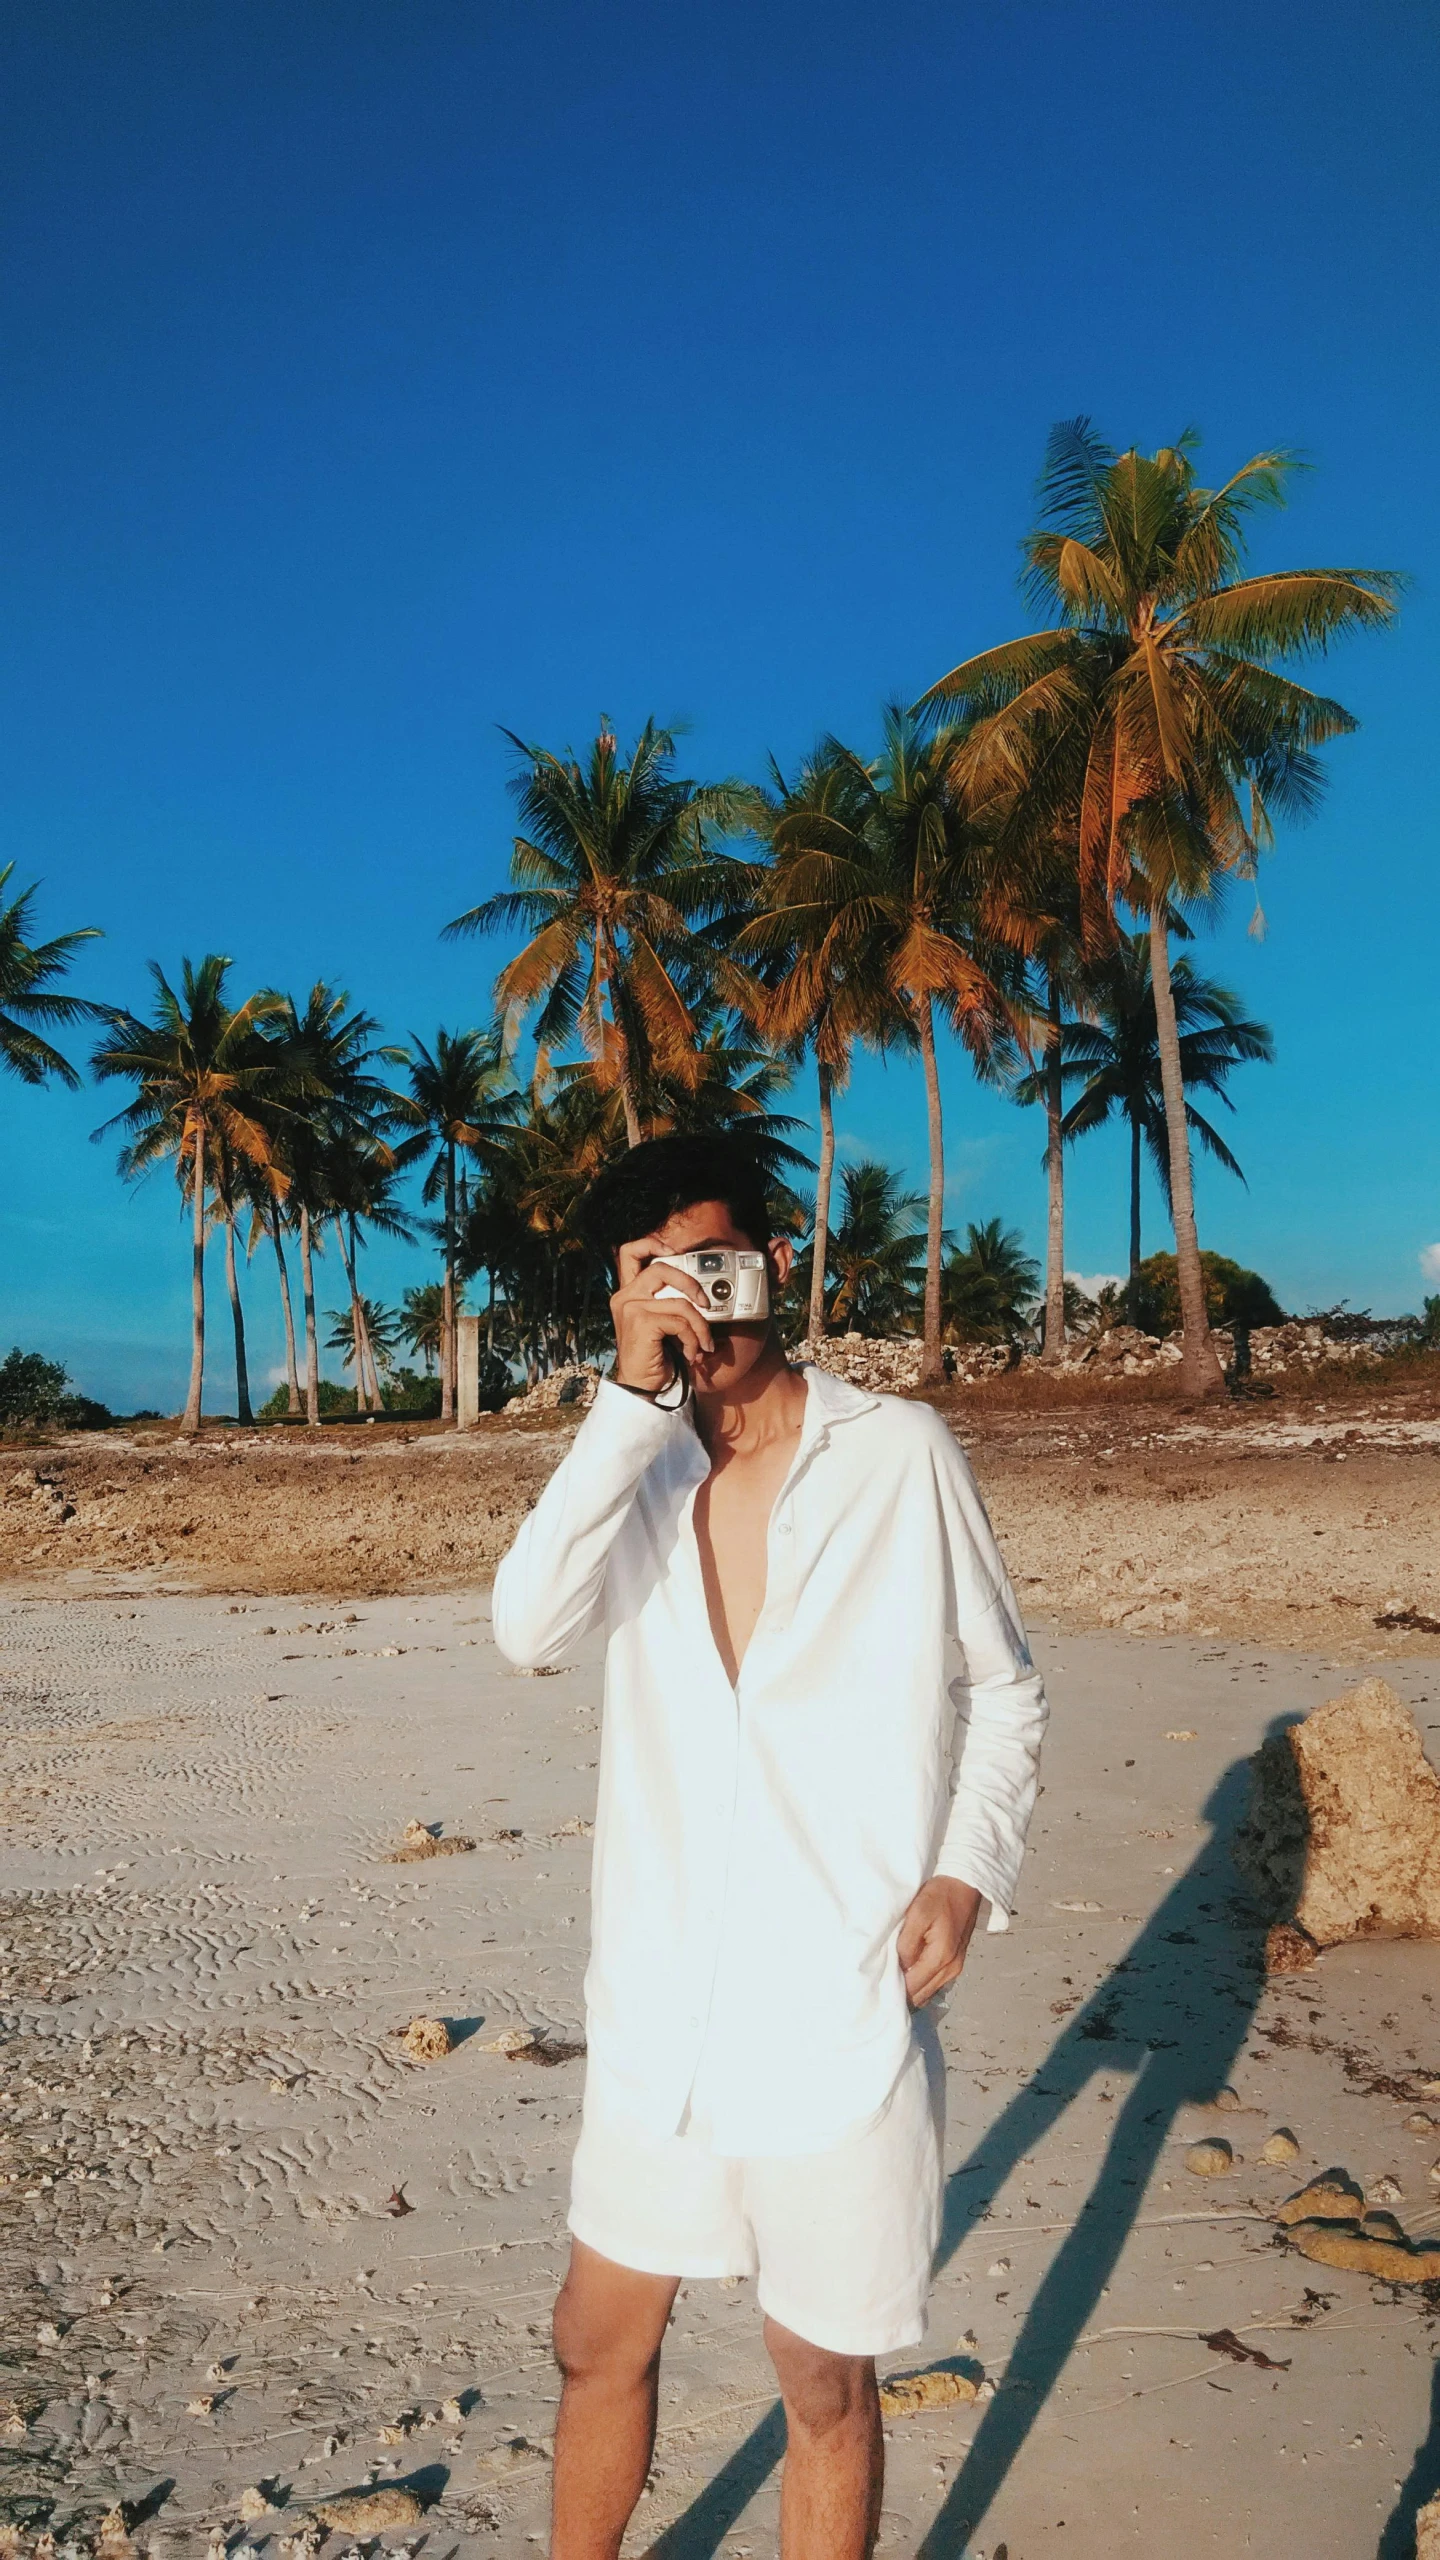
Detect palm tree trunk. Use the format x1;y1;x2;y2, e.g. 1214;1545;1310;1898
357;1298;384;1411
336;1219;369;1414
223;1211;253;1425
440;1141;456;1424
1041;972;1065;1363
271;1208;301;1416
1149;903;1224;1396
599;925;642;1148
182;1122;206;1433
808;1058;836;1345
1127;1115;1143;1319
915;996;945;1387
299;1204;320;1427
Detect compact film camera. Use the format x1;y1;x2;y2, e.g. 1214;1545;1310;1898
652;1247;771;1322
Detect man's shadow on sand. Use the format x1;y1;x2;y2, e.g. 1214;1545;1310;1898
649;1753;1287;2559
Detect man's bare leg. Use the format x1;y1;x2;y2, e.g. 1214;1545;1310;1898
765;2315;883;2560
550;2238;679;2560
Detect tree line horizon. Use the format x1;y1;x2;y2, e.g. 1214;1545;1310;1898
0;420;1415;1427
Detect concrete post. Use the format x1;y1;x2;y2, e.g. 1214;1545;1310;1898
457;1312;481;1428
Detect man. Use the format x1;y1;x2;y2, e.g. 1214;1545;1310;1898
492;1134;1048;2560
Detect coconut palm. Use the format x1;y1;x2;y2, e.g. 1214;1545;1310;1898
326;1298;401;1408
1016;932;1274;1315
767;712;1026;1382
919;421;1401;1393
0;865;107;1090
273;985;413;1425
942;1217;1042;1346
732;747;899;1341
403;1027;513;1422
443;719;751;1148
318;1128;417;1414
92;958;285;1431
400;1282;447;1375
822;1159;928;1336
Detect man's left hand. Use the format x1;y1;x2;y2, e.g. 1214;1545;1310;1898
898;1877;983;2007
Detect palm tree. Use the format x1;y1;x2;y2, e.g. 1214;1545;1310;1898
319;1128;417;1414
822;1160;928;1336
919;421;1401;1393
400;1282;447;1375
753;712;1026;1383
404;1027;513;1422
326;1298;401;1408
92;958;285;1431
942;1218;1041;1345
443;719;751;1147
274;984;413;1425
732;747;897;1342
0;864;107;1088
1017;932;1274;1316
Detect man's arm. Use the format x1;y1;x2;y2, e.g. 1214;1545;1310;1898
899;1419;1050;2003
491;1233;715;1667
491;1379;681;1666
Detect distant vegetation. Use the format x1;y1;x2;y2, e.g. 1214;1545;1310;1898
3;421;1420;1421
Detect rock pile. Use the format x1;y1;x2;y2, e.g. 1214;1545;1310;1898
504;1364;602;1416
1234;1677;1440;1953
798;1334;1015;1391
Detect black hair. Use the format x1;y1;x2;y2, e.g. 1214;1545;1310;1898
579;1133;773;1275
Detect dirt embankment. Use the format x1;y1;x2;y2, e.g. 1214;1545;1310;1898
2;1369;1438;1651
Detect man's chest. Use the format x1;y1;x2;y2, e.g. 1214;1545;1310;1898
689;1438;799;1682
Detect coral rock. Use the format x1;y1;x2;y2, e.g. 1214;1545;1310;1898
1185;2139;1235;2177
402;2016;452;2061
309;2486;424;2529
1264;1922;1317;1973
1417;2490;1440;2560
878;2366;981;2414
1276;2170;1364;2226
1288;2219;1440;2282
1235;1679;1440;1946
1260;2128;1301;2165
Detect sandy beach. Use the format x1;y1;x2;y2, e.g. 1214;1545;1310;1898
3;1529;1440;2554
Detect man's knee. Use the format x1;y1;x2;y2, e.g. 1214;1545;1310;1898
764;2317;876;2435
553;2252;673;2388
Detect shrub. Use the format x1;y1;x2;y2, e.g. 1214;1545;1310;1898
257;1377;352;1421
0;1347;113;1431
1130;1252;1284;1334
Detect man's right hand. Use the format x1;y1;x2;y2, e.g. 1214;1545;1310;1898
611;1235;714;1395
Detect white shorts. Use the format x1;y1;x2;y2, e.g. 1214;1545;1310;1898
567;2028;945;2357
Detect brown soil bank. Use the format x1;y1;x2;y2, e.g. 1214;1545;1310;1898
2;1363;1437;1652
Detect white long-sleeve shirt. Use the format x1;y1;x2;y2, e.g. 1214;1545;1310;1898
491;1365;1048;2156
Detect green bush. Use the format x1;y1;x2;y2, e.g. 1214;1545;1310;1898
257;1377;352;1421
0;1347;113;1432
1130;1252;1284;1334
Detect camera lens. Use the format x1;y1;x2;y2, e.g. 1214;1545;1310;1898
710;1277;733;1301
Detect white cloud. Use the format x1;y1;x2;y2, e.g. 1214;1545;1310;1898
1067;1270;1124;1299
1421;1244;1440;1286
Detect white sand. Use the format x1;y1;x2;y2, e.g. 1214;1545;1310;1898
3;1592;1439;2554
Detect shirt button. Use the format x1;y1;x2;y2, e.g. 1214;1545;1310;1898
776;1522;792;1537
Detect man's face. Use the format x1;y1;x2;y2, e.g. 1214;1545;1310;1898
642;1196;793;1393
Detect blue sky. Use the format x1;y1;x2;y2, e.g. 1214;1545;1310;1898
2;0;1436;1410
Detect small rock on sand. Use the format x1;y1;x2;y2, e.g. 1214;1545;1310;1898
879;2367;980;2414
1261;2128;1301;2165
1277;2171;1364;2226
387;1818;477;1863
310;2486;424;2530
1264;1921;1318;1973
1185;2139;1235;2177
402;2016;452;2061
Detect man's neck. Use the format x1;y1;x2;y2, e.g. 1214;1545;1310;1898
692;1335;808;1457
